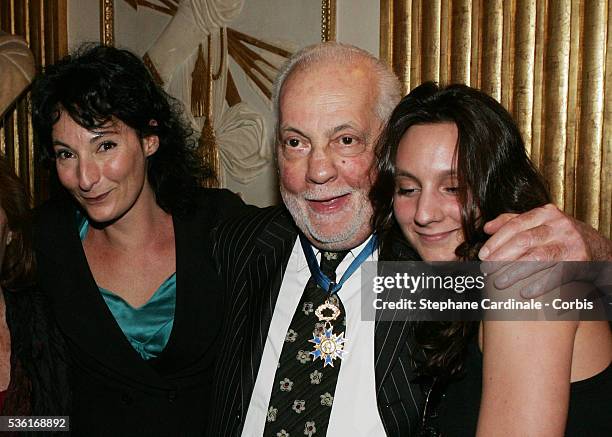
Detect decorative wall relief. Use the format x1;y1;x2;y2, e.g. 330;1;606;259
102;0;335;198
143;0;289;188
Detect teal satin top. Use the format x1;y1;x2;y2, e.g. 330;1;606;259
78;215;176;360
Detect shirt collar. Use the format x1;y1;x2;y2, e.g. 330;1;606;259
296;234;375;274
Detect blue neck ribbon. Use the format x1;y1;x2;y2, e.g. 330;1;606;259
299;233;378;294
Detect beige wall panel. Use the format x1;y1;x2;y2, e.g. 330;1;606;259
601;1;612;236
421;0;441;82
513;0;536;153
530;0;547;165
439;0;451;85
563;0;584;216
410;0;422;91
470;0;482;88
383;0;611;237
380;0;393;65
541;0;571;207
500;0;515;111
392;0;412;94
575;0;606;229
480;0;503;100
451;0;472;84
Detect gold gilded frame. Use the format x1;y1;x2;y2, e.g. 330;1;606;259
379;0;393;67
321;0;337;42
100;0;114;46
100;1;336;44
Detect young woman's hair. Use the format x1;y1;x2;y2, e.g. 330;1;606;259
31;44;211;216
0;157;35;291
371;82;551;377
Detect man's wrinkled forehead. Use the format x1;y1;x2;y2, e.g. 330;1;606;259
282;57;374;95
277;60;379;126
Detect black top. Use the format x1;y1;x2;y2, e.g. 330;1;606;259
34;188;247;436
427;334;612;437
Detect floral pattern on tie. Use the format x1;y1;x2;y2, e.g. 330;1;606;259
297;350;310;364
309;370;322;384
292;400;306;414
313;322;326;337
320;392;333;407
303;302;314;315
280;378;293;392
304;421;316;436
286;329;298;342
267;407;278;422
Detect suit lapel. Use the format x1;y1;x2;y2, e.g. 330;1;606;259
152;210;224;374
374;237;422;390
373;240;426;436
240;209;297;413
374;314;415;391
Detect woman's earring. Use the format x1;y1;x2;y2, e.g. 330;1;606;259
6;232;12;247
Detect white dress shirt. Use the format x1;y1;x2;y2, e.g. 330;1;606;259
242;237;386;436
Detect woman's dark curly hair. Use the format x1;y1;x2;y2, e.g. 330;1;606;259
31;43;212;216
0;157;35;291
371;82;551;378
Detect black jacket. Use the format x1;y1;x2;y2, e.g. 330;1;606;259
34;189;246;436
207;206;425;437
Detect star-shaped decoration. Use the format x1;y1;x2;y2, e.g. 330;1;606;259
309;326;347;367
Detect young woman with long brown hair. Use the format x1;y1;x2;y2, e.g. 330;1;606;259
371;82;612;436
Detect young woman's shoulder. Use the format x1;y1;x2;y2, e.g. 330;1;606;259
478;319;578;436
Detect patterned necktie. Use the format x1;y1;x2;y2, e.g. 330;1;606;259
263;250;349;437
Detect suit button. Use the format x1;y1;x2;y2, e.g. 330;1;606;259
168;390;177;402
120;393;132;405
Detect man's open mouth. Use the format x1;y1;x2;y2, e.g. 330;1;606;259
306;193;351;214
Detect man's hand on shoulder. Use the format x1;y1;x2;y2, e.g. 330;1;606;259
479;203;611;262
478;203;612;298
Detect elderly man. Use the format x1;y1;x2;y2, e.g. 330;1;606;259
207;42;611;437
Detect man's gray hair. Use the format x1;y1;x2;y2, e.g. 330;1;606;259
271;42;402;140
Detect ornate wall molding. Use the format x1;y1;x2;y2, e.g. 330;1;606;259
100;0;115;45
321;0;337;42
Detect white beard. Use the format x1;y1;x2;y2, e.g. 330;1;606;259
280;185;373;251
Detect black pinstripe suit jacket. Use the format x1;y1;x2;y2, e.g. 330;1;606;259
207;206;425;436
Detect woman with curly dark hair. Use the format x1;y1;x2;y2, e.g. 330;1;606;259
31;44;245;435
0;157;69;417
371;82;612;436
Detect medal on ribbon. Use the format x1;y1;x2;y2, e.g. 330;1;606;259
299;234;378;369
309;296;346;367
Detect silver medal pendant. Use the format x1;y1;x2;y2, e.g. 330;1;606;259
309;298;347;367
